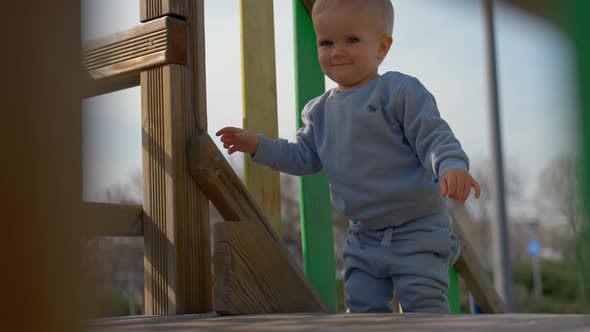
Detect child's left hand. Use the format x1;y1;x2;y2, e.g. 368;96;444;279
440;169;481;204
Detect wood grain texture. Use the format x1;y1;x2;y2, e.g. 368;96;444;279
141;64;211;315
82;16;186;79
188;132;326;313
453;222;505;313
82;203;143;237
214;222;326;314
189;132;275;227
140;0;190;22
240;0;282;235
140;0;211;315
82;71;139;98
87;313;590;332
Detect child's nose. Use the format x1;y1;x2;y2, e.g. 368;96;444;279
331;44;346;58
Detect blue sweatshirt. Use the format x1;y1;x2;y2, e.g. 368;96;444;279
252;71;468;230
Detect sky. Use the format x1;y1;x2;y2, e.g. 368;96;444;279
81;0;578;219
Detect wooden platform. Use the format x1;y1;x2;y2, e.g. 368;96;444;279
87;313;590;331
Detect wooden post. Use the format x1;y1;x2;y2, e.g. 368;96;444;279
140;0;211;314
240;0;282;235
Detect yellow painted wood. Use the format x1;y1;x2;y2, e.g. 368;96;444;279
141;0;211;315
240;0;282;235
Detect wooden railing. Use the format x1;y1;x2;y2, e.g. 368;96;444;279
82;0;504;316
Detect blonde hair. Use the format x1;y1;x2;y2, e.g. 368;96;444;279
312;0;394;37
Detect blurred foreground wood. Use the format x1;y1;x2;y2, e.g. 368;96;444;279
1;0;84;331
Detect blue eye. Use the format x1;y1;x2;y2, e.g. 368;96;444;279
320;40;333;47
347;37;359;44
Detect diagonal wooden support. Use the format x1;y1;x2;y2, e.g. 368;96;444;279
82;16;187;79
188;131;326;314
453;222;505;313
214;221;326;314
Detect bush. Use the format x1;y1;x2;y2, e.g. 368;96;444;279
512;261;590;313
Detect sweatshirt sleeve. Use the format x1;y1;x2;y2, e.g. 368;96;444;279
395;77;469;178
250;106;323;176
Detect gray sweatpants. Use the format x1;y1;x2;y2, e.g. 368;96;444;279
343;213;460;313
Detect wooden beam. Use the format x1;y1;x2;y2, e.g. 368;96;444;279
82;16;187;79
453;222;505;313
141;0;211;315
240;0;282;235
140;0;189;22
142;64;212;315
214;222;326;314
188;132;270;225
82;72;139;99
82;203;143;237
188;132;326;313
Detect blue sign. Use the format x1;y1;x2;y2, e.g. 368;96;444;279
528;239;541;257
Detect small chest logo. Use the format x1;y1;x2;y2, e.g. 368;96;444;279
367;104;379;112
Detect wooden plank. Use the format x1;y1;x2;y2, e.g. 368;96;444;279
188;132;326;313
87;313;590;332
188;132;275;228
82;16;187;79
141;64;212;315
140;0;211;315
214;222;326;314
82;72;139;98
82;202;143;237
453;222;505;313
240;0;282;235
143;0;208;129
140;0;189;22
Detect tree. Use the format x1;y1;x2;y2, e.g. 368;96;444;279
465;159;525;265
536;155;588;302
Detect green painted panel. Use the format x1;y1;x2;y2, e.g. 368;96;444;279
446;267;461;314
572;0;590;299
293;0;337;312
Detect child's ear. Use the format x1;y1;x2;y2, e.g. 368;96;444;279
378;35;393;61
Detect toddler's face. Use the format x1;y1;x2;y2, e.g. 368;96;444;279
313;6;389;91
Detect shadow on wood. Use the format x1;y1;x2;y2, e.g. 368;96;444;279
188;131;326;314
214;222;325;314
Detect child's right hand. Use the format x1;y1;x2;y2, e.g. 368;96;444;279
215;127;259;155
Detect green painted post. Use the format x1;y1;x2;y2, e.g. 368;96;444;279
446;267;461;313
293;0;338;312
571;0;590;301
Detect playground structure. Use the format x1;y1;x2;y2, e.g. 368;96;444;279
82;0;506;316
5;0;590;331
